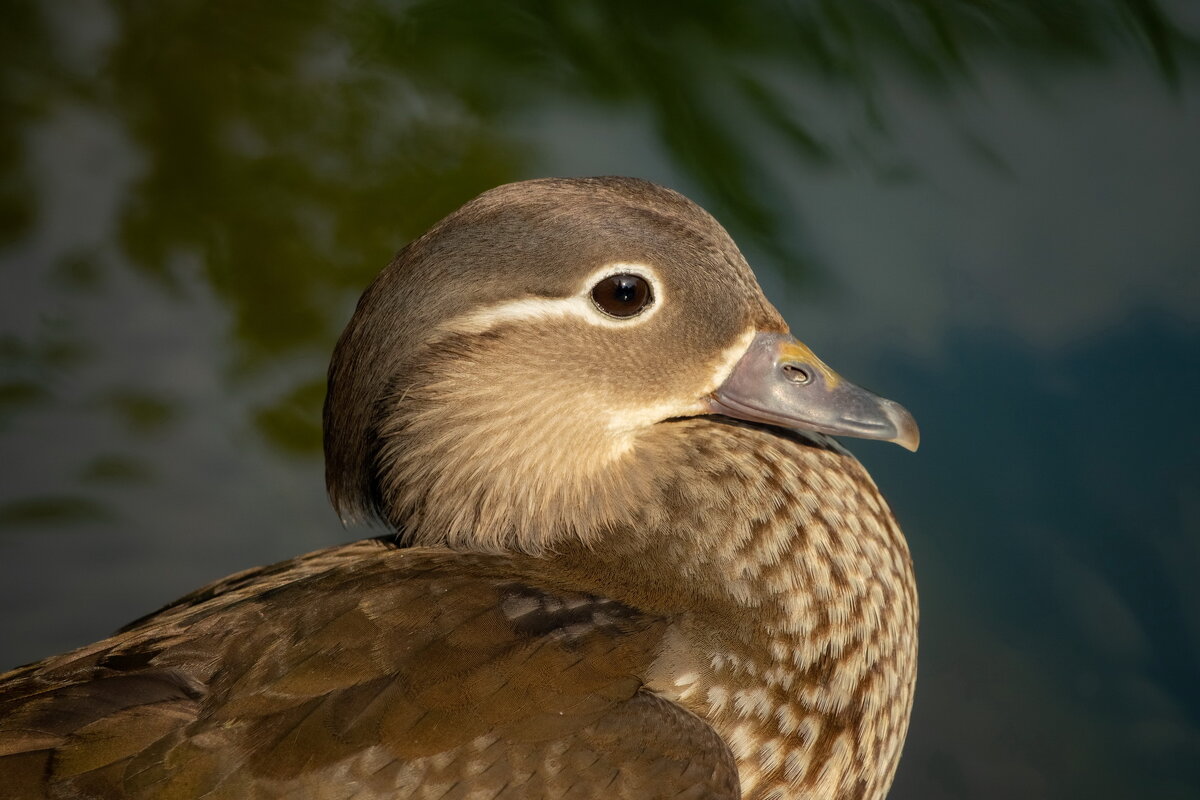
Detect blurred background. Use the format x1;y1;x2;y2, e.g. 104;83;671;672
2;1;1198;797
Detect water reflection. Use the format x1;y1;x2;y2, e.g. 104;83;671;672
1;1;1198;798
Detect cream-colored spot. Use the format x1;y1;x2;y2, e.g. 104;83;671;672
783;748;809;783
774;704;800;736
672;670;700;687
733;687;773;720
798;715;822;746
762;663;794;691
812;732;855;796
705;685;730;714
725;722;760;761
645;623;705;703
758;737;784;773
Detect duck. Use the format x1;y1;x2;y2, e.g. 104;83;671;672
0;176;919;800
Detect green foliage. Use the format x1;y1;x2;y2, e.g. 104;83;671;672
254;377;327;456
101;390;178;436
0;495;114;528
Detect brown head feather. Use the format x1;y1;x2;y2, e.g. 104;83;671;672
324;176;785;551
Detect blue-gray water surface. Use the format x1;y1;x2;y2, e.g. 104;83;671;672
2;2;1198;798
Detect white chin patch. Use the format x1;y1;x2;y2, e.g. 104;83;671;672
605;398;709;435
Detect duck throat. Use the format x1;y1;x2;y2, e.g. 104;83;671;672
369;342;671;554
569;419;919;800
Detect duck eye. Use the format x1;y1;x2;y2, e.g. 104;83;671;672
591;273;652;318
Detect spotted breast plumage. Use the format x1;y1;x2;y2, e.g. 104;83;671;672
0;177;920;799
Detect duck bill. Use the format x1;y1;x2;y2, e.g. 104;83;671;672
707;332;920;451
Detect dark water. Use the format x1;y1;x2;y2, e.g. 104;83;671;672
2;2;1198;797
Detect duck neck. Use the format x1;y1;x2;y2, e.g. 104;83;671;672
557;417;918;800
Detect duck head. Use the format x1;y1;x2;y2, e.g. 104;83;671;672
324;177;917;552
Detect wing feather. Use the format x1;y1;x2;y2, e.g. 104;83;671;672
0;542;738;799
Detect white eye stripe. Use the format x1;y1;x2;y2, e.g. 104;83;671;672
444;262;665;334
448;295;597;333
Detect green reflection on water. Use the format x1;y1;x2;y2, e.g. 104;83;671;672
4;0;1191;455
0;495;115;528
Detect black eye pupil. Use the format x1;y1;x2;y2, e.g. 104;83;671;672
591;273;652;318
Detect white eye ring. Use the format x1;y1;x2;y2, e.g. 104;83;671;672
590;273;653;318
578;263;664;326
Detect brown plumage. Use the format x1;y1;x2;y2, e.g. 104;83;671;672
0;177;919;799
